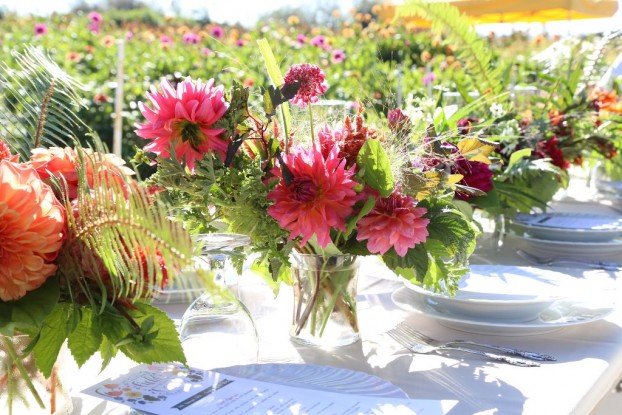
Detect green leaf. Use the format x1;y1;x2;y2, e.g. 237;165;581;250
68;308;102;367
469;187;501;211
383;243;429;284
7;276;59;335
421;197;477;264
357;139;395;197
119;303;186;365
507;148;532;170
32;303;73;378
345;196;376;237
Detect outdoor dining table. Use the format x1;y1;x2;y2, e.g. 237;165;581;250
68;199;622;415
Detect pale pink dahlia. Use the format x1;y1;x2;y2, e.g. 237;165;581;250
267;145;358;248
357;191;429;256
0;160;66;301
135;77;229;171
283;64;328;108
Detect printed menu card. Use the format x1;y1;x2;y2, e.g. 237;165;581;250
82;363;456;414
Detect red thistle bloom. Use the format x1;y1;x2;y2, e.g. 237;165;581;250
318;106;379;168
267;145;358;248
356;191;429;256
283;63;328;108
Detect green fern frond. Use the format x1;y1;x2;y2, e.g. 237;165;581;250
396;0;503;97
0;46;89;159
57;149;197;306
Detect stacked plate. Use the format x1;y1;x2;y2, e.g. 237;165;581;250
510;212;622;264
392;264;615;336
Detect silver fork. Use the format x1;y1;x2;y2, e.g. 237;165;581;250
516;249;621;272
387;328;540;367
397;322;555;361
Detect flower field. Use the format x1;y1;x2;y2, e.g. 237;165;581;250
3;5;614;161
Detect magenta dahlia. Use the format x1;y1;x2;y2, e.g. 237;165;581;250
267;145;358;248
135;77;229;171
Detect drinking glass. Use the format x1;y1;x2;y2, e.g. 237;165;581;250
178;233;259;370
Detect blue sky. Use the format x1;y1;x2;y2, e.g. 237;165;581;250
0;0;619;36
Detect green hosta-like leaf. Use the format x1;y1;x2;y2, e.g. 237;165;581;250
68;307;102;367
32;302;75;378
357;139;395;198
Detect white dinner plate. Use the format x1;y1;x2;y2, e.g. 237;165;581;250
404;265;573;322
392;286;614;336
513;234;622;263
511;212;622;242
596;179;622;195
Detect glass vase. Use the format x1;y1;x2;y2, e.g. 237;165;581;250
290;252;360;348
0;334;72;415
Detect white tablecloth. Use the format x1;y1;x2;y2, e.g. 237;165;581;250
68;199;622;415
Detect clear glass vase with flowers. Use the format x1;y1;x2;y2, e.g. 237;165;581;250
133;40;484;347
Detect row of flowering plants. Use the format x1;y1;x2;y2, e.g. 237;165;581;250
133;40;483;295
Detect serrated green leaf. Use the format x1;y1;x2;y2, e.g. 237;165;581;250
120;303;186;365
32;303;72;378
383;243;429;284
68;308;102;367
357;139;394;197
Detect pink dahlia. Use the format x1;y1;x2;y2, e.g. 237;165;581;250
267;145;358;248
210;26;224;39
182;32;200;44
356;191;429;256
88;11;103;24
283;63;328;108
34;23;48;36
135;77;229;171
331;49;346;64
0;160;66;301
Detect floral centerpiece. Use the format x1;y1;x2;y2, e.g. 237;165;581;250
134;40;481;346
0;49;200;414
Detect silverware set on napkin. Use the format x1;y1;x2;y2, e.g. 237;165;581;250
387;322;555;367
516;249;621;272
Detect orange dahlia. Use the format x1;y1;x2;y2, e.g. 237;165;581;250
28;147;134;199
0;160;66;301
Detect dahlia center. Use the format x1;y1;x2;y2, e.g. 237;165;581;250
290;177;318;202
175;120;205;150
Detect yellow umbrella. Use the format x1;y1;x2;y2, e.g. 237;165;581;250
379;0;618;25
453;0;619;23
